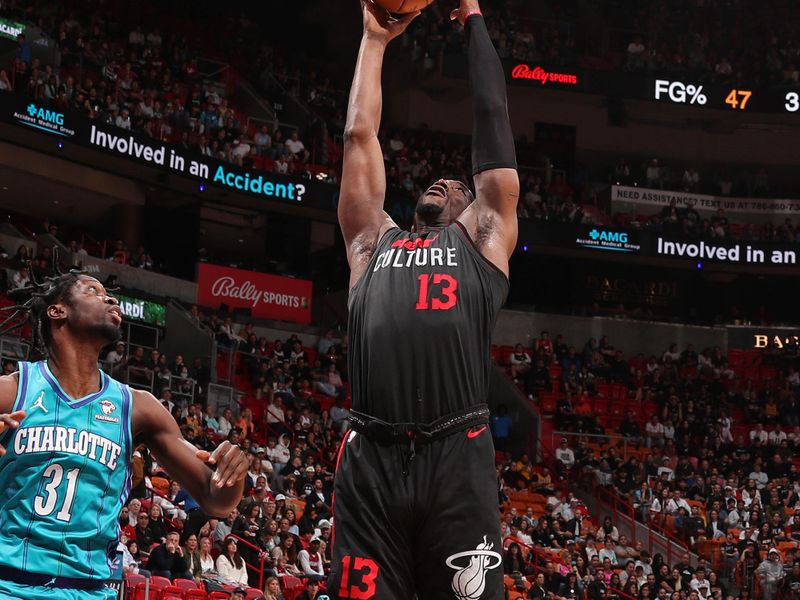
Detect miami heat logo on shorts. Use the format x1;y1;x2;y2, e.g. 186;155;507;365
446;536;502;600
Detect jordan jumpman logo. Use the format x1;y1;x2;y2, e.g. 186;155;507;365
30;391;48;414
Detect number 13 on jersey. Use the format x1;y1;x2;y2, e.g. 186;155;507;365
415;273;458;311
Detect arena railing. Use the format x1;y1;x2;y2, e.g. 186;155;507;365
126;365;155;393
0;335;29;367
589;477;689;568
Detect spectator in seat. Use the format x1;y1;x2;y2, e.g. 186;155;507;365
618;411;642;444
116;107;132;130
285;130;310;164
305;478;332;519
666;490;690;515
263;576;284;600
509;343;532;380
646;159;662;188
748;463;769;490
133;509;155;553
645;415;665;449
10;265;30;290
759;548;785;599
295;578;323;600
148;503;168;544
626;36;646;70
586;568;607;600
104;341;126;376
297;537;325;578
254;125;272;156
555;437;575;473
536;331;554;355
216;537;249;586
148;531;193;580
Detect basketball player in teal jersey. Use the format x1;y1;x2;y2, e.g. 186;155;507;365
0;273;249;599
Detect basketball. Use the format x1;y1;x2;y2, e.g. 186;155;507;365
372;0;435;14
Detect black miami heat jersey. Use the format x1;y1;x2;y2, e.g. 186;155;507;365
347;221;509;423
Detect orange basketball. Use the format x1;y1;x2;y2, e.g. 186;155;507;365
372;0;435;14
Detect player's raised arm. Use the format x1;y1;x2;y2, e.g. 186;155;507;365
132;390;248;517
453;0;520;272
339;1;419;287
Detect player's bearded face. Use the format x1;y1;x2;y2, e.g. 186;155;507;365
69;277;124;344
415;180;472;227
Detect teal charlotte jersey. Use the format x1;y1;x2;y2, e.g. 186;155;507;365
0;361;133;582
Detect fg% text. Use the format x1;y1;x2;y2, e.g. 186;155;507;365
654;80;708;105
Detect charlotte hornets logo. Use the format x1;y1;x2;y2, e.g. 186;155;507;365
96;400;119;423
446;536;502;600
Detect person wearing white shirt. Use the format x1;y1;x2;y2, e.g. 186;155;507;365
218;408;234;437
555;439;575;470
509;344;531;379
297;538;325;577
216;538;248;586
749;424;768;446
104;341;126;374
749;466;769;490
10;266;30;290
645;416;665;448
769;425;787;445
657;458;674;481
285;131;306;157
598;539;619;566
198;536;215;574
662;420;675;441
665;491;690;514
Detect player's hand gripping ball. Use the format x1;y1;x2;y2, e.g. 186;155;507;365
372;0;434;14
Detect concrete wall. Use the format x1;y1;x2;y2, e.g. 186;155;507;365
75;253;197;304
493;310;727;356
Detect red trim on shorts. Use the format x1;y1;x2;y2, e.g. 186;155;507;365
330;432;350;554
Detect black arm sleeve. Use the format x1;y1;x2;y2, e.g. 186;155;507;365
467;14;517;176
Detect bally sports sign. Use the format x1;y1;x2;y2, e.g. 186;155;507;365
196;263;312;324
509;63;579;86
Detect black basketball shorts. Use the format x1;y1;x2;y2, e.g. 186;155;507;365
328;424;504;600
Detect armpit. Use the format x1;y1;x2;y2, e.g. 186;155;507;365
474;212;497;250
350;231;378;265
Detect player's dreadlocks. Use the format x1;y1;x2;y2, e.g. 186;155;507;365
0;256;86;359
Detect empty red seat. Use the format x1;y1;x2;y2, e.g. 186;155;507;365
591;396;608;414
161;586;185;600
539;393;557;413
174;578;201;591
611;384;628;401
596;383;612;398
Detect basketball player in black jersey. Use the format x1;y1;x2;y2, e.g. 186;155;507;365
330;1;519;599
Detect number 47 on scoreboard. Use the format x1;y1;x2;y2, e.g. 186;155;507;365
725;89;752;110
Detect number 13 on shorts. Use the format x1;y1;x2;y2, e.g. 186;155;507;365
338;555;380;599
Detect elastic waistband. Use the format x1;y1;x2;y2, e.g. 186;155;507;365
0;565;107;590
349;404;490;446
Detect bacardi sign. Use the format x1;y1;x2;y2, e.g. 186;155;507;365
197;263;312;324
727;325;800;350
510;64;579;86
